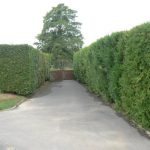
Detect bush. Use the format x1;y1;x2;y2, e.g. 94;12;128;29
120;23;150;129
0;44;51;95
73;22;150;129
74;32;124;100
73;47;89;83
108;32;128;105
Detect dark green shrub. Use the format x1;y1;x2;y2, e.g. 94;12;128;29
0;44;51;95
108;32;128;105
120;23;150;129
74;32;124;101
73;22;150;129
73;47;89;83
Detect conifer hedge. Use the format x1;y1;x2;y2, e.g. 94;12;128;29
0;44;51;95
73;23;150;129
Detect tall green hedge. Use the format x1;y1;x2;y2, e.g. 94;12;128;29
73;23;150;129
120;23;150;129
0;44;51;95
74;32;125;100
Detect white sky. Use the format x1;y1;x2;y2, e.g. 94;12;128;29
0;0;149;47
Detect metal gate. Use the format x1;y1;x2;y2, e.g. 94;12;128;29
50;70;74;81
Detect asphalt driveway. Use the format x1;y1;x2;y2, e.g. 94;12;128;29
0;80;150;150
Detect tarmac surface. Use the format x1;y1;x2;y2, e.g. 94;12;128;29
0;80;150;150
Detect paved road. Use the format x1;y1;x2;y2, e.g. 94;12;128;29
0;80;150;150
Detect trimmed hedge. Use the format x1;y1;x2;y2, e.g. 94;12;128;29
73;23;150;129
74;32;125;100
0;44;51;95
120;23;150;129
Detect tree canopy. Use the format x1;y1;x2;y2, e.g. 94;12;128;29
36;3;83;68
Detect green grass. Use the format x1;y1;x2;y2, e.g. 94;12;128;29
0;96;25;110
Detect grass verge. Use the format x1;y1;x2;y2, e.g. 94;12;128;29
0;94;25;110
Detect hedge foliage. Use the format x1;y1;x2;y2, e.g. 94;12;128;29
0;44;51;95
73;23;150;129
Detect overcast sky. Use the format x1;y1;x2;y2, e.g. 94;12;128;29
0;0;149;47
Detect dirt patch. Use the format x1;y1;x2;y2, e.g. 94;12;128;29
0;94;17;101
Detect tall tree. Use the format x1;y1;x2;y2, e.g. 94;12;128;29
36;3;83;68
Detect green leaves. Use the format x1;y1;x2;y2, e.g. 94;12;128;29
0;45;51;95
73;22;150;130
120;23;150;129
37;3;83;68
74;32;124;100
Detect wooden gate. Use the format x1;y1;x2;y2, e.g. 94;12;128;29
50;70;74;81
